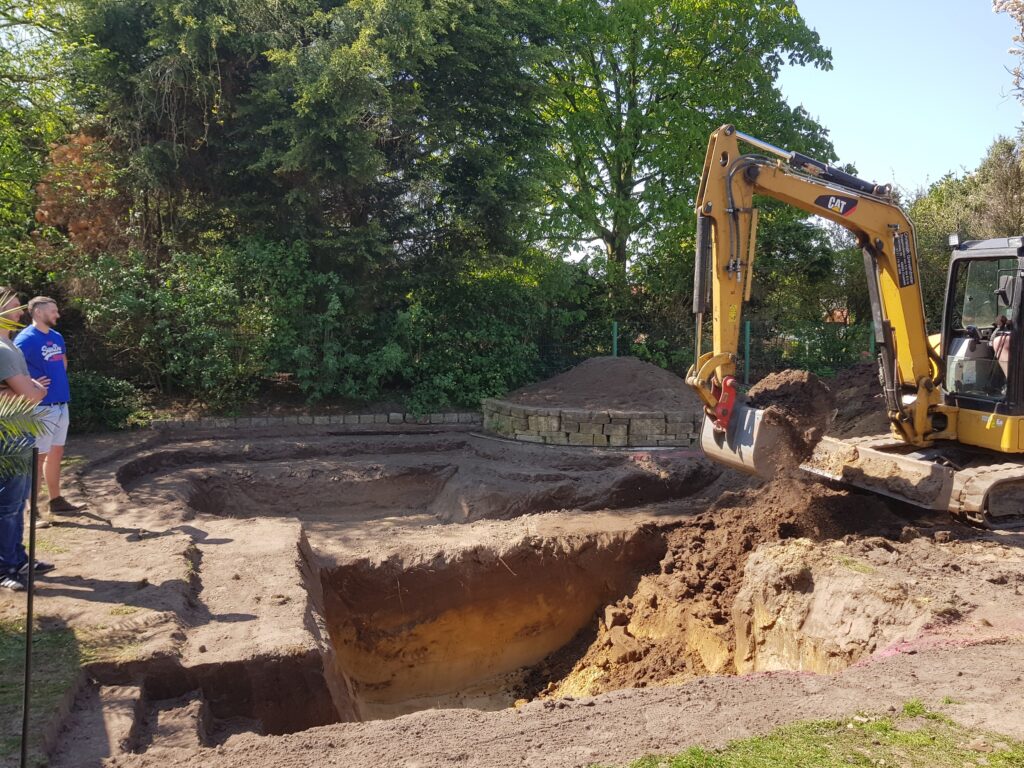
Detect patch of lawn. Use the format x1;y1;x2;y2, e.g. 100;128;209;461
0;618;82;767
617;703;1024;768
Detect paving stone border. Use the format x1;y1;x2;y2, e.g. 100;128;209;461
481;398;704;448
149;411;482;431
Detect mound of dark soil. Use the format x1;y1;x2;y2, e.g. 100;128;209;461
826;362;892;438
747;370;836;463
505;357;698;411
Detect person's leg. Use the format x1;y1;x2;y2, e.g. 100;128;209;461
33;405;56;501
46;406;79;514
0;473;29;587
44;444;63;500
35;450;48;501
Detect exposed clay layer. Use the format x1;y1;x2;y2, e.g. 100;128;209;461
302;527;667;720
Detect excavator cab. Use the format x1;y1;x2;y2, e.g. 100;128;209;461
942;238;1024;416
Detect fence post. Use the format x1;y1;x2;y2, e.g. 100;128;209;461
612;321;618;357
743;320;751;386
868;328;875;360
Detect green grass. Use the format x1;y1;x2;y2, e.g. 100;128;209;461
0;618;83;767
34;537;69;555
836;555;876;575
615;704;1024;768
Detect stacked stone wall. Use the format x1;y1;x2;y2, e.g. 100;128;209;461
482;399;704;448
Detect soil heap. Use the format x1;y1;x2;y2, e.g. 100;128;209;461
527;477;900;700
505;356;699;411
825;361;892;438
747;369;836;466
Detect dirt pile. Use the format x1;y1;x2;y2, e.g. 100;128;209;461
826;362;892;438
747;369;836;464
530;477;900;699
504;356;698;411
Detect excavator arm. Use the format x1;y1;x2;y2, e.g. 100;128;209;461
686;125;954;476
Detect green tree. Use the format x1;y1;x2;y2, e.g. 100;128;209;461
535;0;833;297
973;135;1024;237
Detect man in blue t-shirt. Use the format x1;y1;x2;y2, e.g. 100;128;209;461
14;296;82;515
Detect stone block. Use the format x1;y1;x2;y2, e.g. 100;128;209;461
372;414;386;424
657;438;690;447
328;415;345;425
443;413;459;424
297;415;314;425
584;411;610;424
603;423;628;436
511;417;530;431
577;422;604;435
484;414;508;432
608;435;628;447
358;414;375;425
344;415;361;425
608;410;648;421
630;418;666;435
457;412;476;423
560;409;588;423
516;433;543;443
528;415;561;432
591;434;609;447
628;434;655;446
508;404;530;418
541;432;569;445
561;420;581;433
313;415;329;425
429;413;445;424
388;413;404;424
666;422;694;435
251;417;269;427
568;432;594;445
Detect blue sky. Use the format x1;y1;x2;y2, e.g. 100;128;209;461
778;0;1023;194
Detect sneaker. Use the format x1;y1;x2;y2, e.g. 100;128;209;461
18;560;54;576
49;496;83;515
0;573;25;591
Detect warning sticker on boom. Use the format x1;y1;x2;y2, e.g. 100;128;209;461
894;232;915;288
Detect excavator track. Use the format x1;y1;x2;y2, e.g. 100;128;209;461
803;435;1024;529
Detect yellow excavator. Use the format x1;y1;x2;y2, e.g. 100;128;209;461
686;124;1024;528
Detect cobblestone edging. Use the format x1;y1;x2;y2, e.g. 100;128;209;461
149;411;482;431
481;398;704;448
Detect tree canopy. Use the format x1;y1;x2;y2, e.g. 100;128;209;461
5;0;1015;411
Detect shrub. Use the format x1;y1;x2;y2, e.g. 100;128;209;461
68;372;149;432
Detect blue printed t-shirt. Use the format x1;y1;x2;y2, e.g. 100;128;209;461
13;326;70;405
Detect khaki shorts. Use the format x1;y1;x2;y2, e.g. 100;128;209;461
35;403;69;454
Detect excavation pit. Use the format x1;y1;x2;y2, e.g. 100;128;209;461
46;426;1024;766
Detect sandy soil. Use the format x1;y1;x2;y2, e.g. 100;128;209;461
1;359;1022;768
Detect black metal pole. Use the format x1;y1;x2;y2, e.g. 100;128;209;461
20;447;38;768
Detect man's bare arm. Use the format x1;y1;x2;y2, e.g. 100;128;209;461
2;373;47;404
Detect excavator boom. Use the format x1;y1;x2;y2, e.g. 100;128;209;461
686;126;1024;527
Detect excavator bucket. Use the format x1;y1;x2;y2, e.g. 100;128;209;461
698;402;800;479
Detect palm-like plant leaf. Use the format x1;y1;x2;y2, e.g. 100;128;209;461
0;290;26;333
0;395;42;480
0;437;33;479
0;396;45;439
